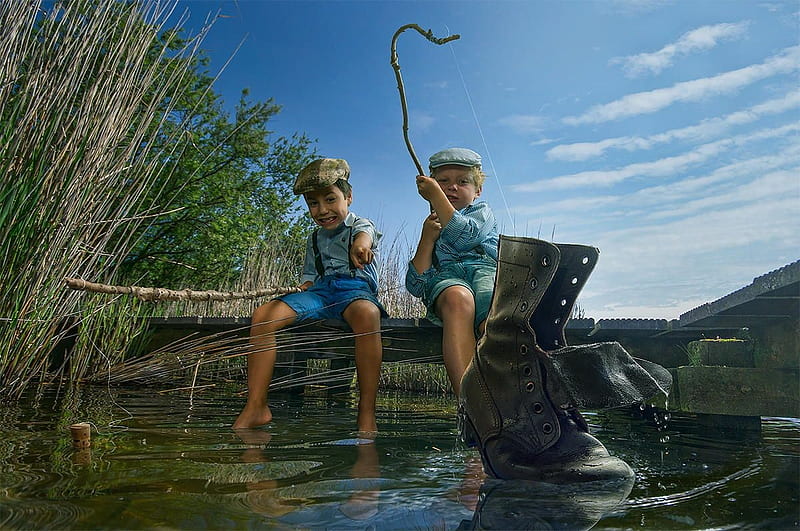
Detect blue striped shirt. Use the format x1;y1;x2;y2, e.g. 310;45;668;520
301;212;381;291
405;200;498;297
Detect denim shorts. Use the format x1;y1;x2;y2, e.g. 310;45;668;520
278;275;388;322
422;258;497;330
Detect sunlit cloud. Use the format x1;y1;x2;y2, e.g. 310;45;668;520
583;194;799;317
564;45;800;125
410;110;435;132
610;22;750;77
609;0;671;14
548;89;800;161
516;123;800;191
530;138;557;146
498;114;547;133
513;144;800;234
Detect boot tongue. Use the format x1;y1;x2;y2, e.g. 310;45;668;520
542;341;672;410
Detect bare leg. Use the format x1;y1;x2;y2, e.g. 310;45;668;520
343;300;383;435
233;300;296;429
435;286;476;396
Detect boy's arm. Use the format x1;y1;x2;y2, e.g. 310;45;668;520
298;280;314;291
416;175;455;227
410;212;441;274
350;231;374;269
441;202;498;255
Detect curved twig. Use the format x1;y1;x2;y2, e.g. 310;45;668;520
390;24;460;175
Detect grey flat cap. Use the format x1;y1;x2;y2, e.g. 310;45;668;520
293;158;350;195
429;147;482;170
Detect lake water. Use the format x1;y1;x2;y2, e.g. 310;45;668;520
0;385;797;529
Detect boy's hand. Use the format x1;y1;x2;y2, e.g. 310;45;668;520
350;233;374;269
421;212;442;243
416;175;443;202
298;281;313;291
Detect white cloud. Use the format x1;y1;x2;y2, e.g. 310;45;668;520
498;114;547;133
647;167;800;220
564;45;800;125
511;143;800;241
611;22;750;77
410;110;435;132
609;0;671;14
517;122;800;191
529;138;557;146
582;194;799;318
548;89;800;161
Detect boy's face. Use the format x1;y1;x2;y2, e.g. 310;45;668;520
303;185;352;230
433;165;481;210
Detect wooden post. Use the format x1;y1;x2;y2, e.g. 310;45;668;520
69;422;91;448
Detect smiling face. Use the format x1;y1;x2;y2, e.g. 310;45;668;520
433;165;481;210
303;185;352;230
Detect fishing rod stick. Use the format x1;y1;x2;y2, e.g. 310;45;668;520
390;24;460;175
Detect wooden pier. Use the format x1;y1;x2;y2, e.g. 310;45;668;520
144;260;799;423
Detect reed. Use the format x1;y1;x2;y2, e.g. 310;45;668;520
0;0;211;398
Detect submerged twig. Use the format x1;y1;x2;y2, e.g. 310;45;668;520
64;277;300;302
390;24;460;175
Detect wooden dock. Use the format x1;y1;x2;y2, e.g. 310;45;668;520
144;260;799;423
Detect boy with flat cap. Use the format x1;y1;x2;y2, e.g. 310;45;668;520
405;147;499;396
234;158;386;435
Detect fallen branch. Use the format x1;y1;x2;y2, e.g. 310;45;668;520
64;277;301;302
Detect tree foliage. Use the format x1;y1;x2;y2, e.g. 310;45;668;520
115;22;316;288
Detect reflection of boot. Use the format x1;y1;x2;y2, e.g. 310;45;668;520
456;475;635;531
460;236;667;481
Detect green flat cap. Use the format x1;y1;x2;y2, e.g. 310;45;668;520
428;147;482;170
293;158;350;195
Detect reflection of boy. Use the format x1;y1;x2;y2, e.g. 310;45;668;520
405;148;498;395
233;158;386;434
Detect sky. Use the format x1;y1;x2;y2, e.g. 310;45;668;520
174;0;799;320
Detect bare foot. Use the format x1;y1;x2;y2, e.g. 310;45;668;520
356;412;377;436
233;403;272;429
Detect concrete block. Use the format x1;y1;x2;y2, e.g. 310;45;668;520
671;366;799;417
687;339;754;367
752;319;799;369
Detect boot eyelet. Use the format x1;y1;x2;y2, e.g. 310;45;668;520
541;256;550;267
525;381;535;392
519;344;528;355
522;365;532;376
542;422;553;434
554;317;560;325
533;402;544;414
582;256;589;265
571;276;578;285
560;298;567;306
519;301;528;312
530;278;538;290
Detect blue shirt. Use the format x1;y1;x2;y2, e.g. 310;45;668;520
301;212;382;291
405;200;498;297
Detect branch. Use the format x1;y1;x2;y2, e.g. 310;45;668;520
64;277;300;302
390;24;460;175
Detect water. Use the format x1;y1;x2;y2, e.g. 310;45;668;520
0;385;797;529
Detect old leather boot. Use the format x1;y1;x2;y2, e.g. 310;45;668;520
460;235;635;482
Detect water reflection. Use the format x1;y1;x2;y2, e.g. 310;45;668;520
458;475;634;531
0;386;796;529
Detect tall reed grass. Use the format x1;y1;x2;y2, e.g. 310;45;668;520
0;0;210;398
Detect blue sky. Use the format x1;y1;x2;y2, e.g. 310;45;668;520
177;0;799;319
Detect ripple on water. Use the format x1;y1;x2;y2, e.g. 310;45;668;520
0;499;91;529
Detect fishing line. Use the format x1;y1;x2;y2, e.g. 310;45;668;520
445;26;516;235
